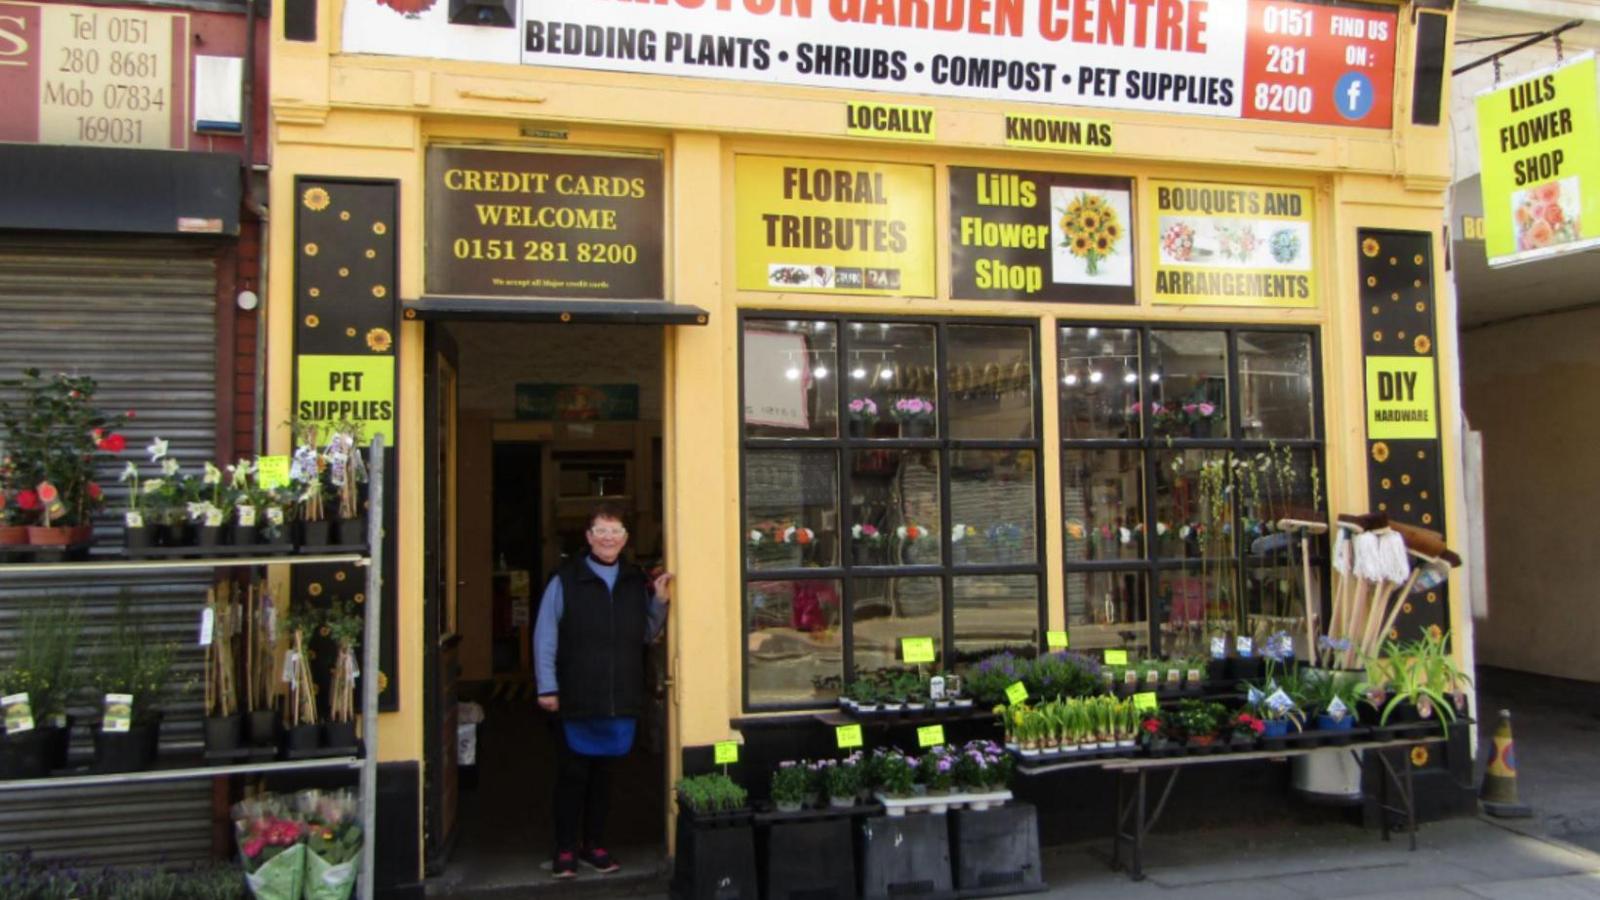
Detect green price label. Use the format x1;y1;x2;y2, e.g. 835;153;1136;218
1104;649;1129;665
1133;692;1159;712
713;741;739;765
257;456;291;490
900;637;936;665
1046;630;1070;650
836;724;864;749
1005;681;1029;705
916;724;945;748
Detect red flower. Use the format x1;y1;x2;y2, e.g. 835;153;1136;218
1251;719;1265;734
1235;713;1254;724
16;490;39;511
1142;719;1161;734
125;410;136;419
243;838;265;858
87;483;103;500
97;433;126;452
35;482;57;504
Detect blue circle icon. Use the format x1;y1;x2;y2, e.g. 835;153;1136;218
1335;72;1375;121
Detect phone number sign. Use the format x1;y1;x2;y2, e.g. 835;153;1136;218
1242;0;1396;128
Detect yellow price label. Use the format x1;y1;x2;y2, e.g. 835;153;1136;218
257;456;291;490
1104;649;1129;666
916;724;945;748
713;741;739;765
1005;681;1029;705
1133;692;1160;712
836;724;863;749
1046;630;1069;650
900;637;936;665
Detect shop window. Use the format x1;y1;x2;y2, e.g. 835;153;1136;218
1059;325;1323;660
740;316;1043;710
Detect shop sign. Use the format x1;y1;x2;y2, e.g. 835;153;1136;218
846;101;934;142
514;383;639;421
0;1;188;149
296;355;396;443
424;147;665;299
345;0;1395;127
1148;179;1315;308
1474;54;1600;268
1364;356;1436;440
735;155;934;296
1004;114;1113;153
949;166;1133;303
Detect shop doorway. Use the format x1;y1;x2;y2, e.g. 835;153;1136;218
424;320;670;891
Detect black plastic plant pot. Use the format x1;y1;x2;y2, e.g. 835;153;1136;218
124;525;154;552
43;718;72;771
232;525;258;547
299;519;332;548
204;714;243;752
92;716;161;773
333;515;367;547
324;720;357;749
197;525;225;547
247;709;281;747
158;523;194;547
287;723;322;752
0;727;56;779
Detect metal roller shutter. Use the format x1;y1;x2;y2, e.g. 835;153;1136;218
0;237;219;865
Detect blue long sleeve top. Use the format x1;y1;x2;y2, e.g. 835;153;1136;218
533;556;668;697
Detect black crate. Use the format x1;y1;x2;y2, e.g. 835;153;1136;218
859;814;953;900
949;803;1045;897
762;817;856;900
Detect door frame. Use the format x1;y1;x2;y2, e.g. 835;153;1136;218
423;322;461;873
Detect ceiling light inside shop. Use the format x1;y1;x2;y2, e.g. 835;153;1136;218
1089;370;1103;384
1063;374;1079;386
879;369;894;381
1124;372;1138;384
813;366;829;380
851;367;867;380
785;367;801;381
1150;373;1162;382
1088;327;1099;338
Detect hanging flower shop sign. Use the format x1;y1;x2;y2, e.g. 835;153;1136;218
949;167;1134;304
1148;179;1316;308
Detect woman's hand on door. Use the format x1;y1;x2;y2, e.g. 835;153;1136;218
538;694;559;713
651;570;673;602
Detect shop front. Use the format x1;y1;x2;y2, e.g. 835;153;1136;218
269;0;1471;894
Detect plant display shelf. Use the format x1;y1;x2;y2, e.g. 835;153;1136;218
0;435;386;900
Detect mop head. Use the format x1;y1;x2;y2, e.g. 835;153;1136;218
1376;531;1411;584
1332;528;1352;576
1353;531;1383;581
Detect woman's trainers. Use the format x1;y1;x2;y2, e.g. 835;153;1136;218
579;846;621;873
552;850;578;879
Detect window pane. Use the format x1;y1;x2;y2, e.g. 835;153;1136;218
1239;332;1314;440
851;577;943;673
1157;563;1237;658
745;450;839;570
743;320;838;439
953;574;1039;662
1063;449;1143;562
948;325;1034;439
1065;570;1149;658
1154;450;1235;560
845;323;938;439
1059;326;1141;439
746;579;844;706
950;450;1037;566
849;449;941;566
1150;330;1228;440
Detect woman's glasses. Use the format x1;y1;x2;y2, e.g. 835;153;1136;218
590;526;628;538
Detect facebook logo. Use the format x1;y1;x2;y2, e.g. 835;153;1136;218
1335;72;1375;121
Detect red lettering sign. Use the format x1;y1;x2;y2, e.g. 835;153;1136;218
1242;0;1396;128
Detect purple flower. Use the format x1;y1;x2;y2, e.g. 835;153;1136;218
1198;402;1215;416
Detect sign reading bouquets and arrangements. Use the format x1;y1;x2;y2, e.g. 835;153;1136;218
1474;53;1600;268
0;1;189;148
735;155;934;296
949;166;1133;304
343;0;1395;128
1148;180;1315;308
424;147;664;299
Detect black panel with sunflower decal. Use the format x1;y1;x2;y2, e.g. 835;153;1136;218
294;177;400;711
1358;229;1448;645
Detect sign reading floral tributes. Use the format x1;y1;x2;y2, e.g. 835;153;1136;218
424;147;664;299
735;155;934;296
949;167;1133;303
1474;54;1600;268
1149;180;1315;308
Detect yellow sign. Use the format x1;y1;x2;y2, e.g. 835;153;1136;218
1133;692;1159;712
1005;682;1028;705
1149;180;1316;308
37;5;182;150
1365;356;1437;440
257;456;291;491
916;724;945;748
735;155;935;296
1004;114;1114;153
1046;631;1070;650
847;102;935;142
1104;649;1129;666
900;636;936;665
295;355;395;443
836;724;864;749
713;741;740;765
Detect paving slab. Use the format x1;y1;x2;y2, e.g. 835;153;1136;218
1463;872;1600;900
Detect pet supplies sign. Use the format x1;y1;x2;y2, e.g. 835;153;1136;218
1148;180;1316;308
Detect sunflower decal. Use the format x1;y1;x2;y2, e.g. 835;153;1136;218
304;243;319;257
340;211;351;221
1372;442;1390;463
1410;746;1429;767
1362;237;1380;258
366;249;377;259
373;222;388;236
378;671;389;693
1414;335;1432;354
346;327;357;337
309;582;324;597
305;315;321;328
1058;192;1122;277
309;287;321;298
366;328;393;353
372;285;388;299
302;188;331;212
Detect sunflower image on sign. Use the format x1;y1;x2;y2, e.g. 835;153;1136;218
1051;187;1133;287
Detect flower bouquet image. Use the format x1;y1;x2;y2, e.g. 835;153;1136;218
1514;177;1582;252
1056;192;1124;276
1052;187;1133;285
1159;220;1200;262
1213;220;1259;262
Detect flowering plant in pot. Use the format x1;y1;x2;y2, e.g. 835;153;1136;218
846;397;879;435
0;453;29;548
0;369;128;547
0;604;82;778
874;749;915;800
90;595;176;772
299;788;364;900
289;423;333;547
189;461;233;547
890;397;935;436
322;600;362;749
770;760;809;812
325;425;369;547
233;796;307;900
825;753;862;807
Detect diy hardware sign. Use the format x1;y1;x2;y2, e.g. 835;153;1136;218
736;155;934;296
1474;54;1600;268
424;147;664;299
1365;356;1435;440
344;0;1395;127
1148;179;1315;308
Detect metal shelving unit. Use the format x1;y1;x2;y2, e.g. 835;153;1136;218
0;435;385;900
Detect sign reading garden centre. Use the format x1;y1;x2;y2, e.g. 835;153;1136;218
735;155;935;295
1148;179;1315;308
343;0;1397;127
424;147;664;299
1474;54;1600;268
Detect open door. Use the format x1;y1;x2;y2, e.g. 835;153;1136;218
424;324;461;871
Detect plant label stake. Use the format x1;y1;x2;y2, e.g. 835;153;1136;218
200;607;215;647
1104;648;1128;666
1047;630;1070;650
917;724;944;748
836;724;863;750
103;693;132;733
1133;692;1159;713
900;636;935;665
2;693;34;734
1005;681;1028;705
713;740;739;772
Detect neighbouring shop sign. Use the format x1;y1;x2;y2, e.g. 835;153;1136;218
343;0;1395;128
515;383;639;421
1474;54;1600;268
424;147;665;299
0;2;188;149
949;166;1133;303
1148;179;1315;308
735;155;934;296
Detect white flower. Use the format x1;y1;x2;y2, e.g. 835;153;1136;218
851;524;863;539
1119;527;1132;545
1156;522;1169;536
896;525;908;540
952;524;968;542
750;530;763;543
119;461;138;483
783;526;797;543
142;478;165;495
1179;525;1191;539
147;437;169;461
186;501;212;521
161;457;180;477
203;462;222;485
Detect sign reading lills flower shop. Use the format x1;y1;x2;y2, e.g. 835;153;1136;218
1474;54;1600;268
1149;180;1315;308
424;147;664;299
949;167;1133;304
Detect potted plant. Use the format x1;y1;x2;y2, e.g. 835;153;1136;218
193;461;231;547
0;369;128;548
283;608;322;753
90;595;176;772
846;397;879;437
245;583;283;747
300;788;363;900
895;523;930;564
227;460;259;547
0;604;82;778
233;796;308;900
1367;633;1472;737
1229;711;1265;751
326;425;369;547
203;585;243;753
322;600;362;749
0;451;29;549
291;433;331;548
1305;669;1360;744
900;671;927;712
825;753;861;808
675;772;750;820
917;748;955;812
874;750;916;814
1171;699;1226;752
115;457;154;552
845;677;880;713
770;761;808;813
890;396;935;437
1141;712;1174;756
1114;698;1139;752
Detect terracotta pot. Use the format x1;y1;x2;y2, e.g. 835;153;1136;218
69;525;92;545
0;525;28;546
26;526;75;546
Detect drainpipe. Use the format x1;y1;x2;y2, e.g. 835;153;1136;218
241;0;270;454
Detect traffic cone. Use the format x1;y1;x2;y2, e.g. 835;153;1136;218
1480;709;1532;818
